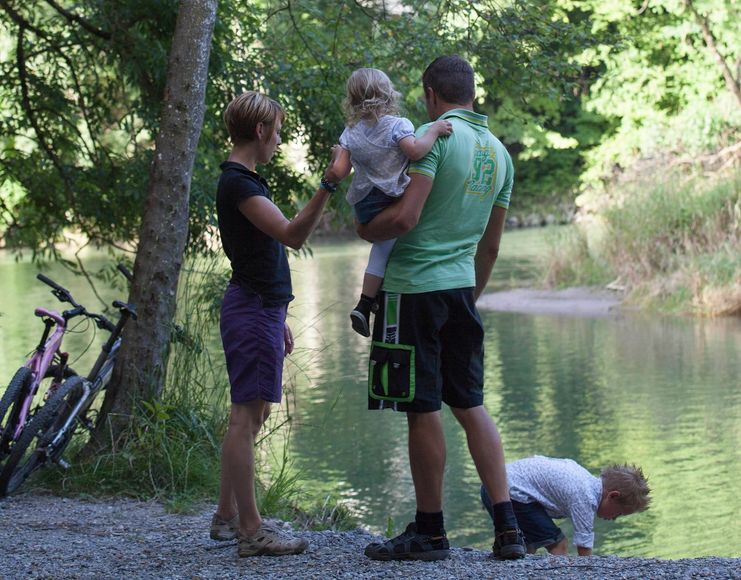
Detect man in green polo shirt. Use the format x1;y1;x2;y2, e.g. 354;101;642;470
356;55;526;562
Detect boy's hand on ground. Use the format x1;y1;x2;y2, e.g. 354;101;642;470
431;119;453;137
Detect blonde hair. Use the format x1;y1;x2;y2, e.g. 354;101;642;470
224;91;284;145
342;68;401;127
601;464;651;512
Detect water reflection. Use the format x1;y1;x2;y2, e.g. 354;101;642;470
288;235;741;559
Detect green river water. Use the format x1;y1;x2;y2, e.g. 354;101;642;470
1;227;739;559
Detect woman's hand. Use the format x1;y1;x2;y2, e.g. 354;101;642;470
284;322;294;356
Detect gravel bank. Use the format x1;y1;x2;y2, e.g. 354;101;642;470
1;495;739;579
476;287;624;318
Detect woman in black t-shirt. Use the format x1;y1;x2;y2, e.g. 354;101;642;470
210;91;340;558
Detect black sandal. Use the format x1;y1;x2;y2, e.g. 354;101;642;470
364;522;450;561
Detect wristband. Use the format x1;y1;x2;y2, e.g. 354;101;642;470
320;178;337;193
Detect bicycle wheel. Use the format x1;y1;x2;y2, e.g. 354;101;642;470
0;367;33;460
0;365;77;462
0;377;84;496
43;375;88;463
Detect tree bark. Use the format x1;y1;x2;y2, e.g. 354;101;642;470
684;0;741;109
91;0;217;448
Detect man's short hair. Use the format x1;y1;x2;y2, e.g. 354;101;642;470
422;55;475;105
224;91;284;145
601;464;651;512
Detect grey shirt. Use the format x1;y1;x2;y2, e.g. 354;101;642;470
339;115;415;205
508;456;603;548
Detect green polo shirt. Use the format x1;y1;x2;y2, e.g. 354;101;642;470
383;108;514;294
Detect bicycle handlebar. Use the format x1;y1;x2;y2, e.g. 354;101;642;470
89;313;117;332
37;264;135;334
36;273;83;309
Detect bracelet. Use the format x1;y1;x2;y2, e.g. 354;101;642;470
320;178;337;193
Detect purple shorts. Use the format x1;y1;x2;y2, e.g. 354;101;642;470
220;283;287;404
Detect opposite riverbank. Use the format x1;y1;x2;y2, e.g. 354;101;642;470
476;286;625;318
1;495;739;579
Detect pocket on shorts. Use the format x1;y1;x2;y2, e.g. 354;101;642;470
368;342;415;403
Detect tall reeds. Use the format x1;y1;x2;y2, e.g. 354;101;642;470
543;167;741;316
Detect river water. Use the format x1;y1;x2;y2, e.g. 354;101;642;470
1;228;739;559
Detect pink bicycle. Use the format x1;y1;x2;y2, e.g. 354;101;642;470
0;265;135;494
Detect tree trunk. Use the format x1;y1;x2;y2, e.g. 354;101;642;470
91;0;217;448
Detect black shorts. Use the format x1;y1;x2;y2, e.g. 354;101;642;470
481;486;566;551
368;288;484;413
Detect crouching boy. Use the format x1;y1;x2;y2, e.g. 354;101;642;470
481;456;650;556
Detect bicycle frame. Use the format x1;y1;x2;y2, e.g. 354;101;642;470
46;337;122;454
12;308;69;441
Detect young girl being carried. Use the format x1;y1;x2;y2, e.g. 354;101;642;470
329;67;453;336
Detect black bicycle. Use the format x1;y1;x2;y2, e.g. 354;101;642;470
0;264;137;495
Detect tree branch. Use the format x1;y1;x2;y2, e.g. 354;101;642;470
42;0;111;40
684;0;741;108
0;0;47;38
15;25;79;215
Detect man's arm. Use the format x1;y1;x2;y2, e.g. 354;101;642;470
356;173;434;242
577;546;593;557
473;205;507;300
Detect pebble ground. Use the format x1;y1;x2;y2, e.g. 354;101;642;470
1;495;739;579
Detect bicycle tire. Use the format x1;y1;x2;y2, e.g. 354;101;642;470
46;375;90;464
0;377;84;496
0;367;33;460
0;365;77;462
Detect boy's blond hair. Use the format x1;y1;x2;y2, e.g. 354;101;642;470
224;91;284;145
601;464;651;512
343;68;401;127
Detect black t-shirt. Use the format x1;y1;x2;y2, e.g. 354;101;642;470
216;161;293;306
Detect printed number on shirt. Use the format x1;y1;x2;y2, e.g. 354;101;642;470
465;144;497;197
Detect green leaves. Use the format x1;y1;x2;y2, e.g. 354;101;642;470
2;0;736;258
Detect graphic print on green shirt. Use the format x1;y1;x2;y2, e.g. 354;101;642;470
466;142;499;197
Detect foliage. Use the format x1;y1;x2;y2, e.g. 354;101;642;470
1;1;738;258
546;167;741;316
576;0;741;188
0;0;604;257
541;225;613;288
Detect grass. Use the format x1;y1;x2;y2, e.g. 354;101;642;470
24;253;357;531
542;166;740;316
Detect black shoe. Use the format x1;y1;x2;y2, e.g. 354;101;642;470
350;299;372;337
492;528;526;560
364;522;450;561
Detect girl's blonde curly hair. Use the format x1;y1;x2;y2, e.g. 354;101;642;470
343;68;401;127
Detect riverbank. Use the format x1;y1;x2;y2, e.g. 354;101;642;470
477;286;625;318
1;495;739;579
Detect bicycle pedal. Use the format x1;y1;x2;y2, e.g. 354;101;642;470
56;457;71;470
